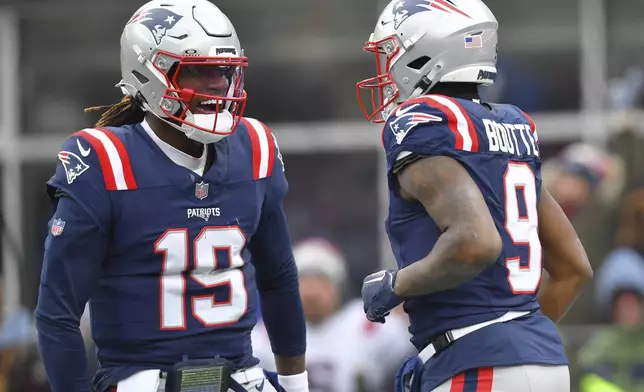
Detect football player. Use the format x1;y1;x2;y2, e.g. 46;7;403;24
34;1;308;392
252;238;412;392
357;0;593;391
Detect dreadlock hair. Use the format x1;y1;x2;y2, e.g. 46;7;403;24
84;95;146;128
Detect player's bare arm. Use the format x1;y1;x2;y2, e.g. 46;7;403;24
536;187;593;322
393;155;502;296
274;355;306;375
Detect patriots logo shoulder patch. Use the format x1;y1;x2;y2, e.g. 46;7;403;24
128;8;183;45
389;103;442;144
58;151;90;184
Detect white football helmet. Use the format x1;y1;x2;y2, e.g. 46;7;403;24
357;0;499;123
119;0;247;144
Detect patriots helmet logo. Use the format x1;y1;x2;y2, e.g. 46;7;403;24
389;104;442;144
128;8;184;45
58;151;89;185
390;0;471;29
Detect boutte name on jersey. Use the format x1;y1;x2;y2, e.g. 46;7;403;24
482;119;539;157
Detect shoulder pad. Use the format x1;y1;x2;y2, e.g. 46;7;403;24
384;95;479;151
239;117;280;180
516;107;539;143
48;129;125;230
70;128;138;191
382;95;479;171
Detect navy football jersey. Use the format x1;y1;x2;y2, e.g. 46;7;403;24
382;95;567;388
37;118;298;391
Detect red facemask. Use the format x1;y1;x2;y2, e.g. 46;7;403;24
152;50;248;136
356;36;401;123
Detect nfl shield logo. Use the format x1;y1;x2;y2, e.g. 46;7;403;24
195;181;209;200
50;218;66;236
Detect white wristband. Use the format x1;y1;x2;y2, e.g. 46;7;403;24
278;371;309;392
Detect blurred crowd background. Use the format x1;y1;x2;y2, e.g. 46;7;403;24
0;0;643;391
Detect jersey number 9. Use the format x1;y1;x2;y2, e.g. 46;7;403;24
503;162;542;294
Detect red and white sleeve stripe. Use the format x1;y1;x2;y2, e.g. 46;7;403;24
243;118;276;180
73;128;138;191
420;95;479;152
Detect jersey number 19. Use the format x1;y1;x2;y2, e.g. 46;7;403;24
154;226;248;330
503;162;542;294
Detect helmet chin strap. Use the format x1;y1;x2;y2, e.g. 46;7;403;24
143;94;235;144
175;82;238;144
141;81;239;144
160;109;235;145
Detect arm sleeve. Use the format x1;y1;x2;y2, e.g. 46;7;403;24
35;135;110;392
248;141;306;357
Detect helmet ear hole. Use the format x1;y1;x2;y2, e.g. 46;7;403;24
407;56;431;70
